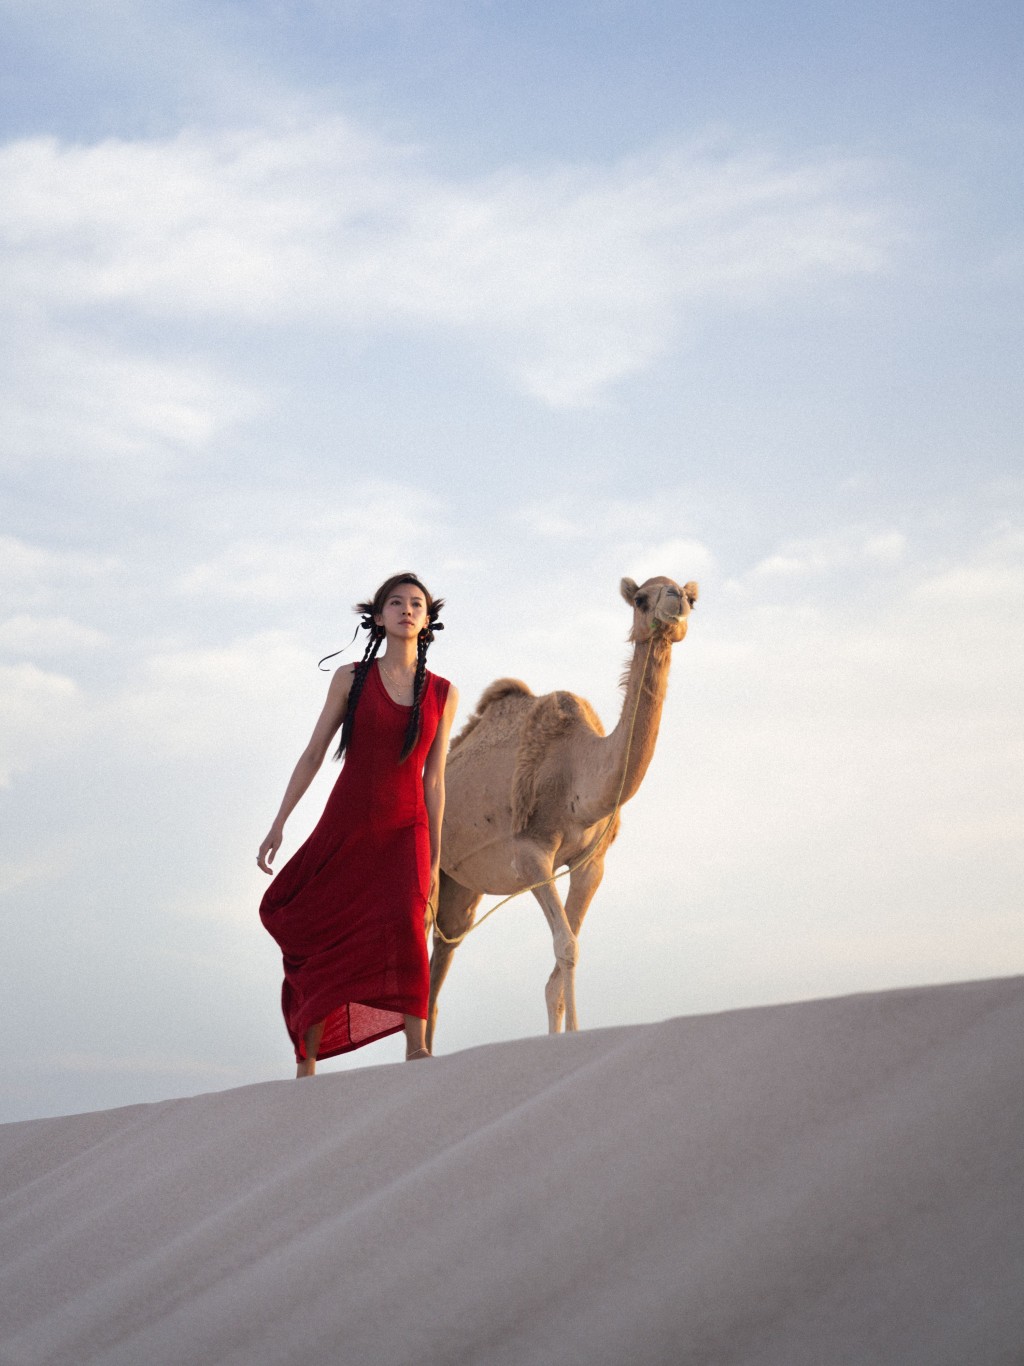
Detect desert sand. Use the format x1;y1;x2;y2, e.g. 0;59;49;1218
1;976;1022;1365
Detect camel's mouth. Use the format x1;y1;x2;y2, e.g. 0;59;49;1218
658;582;696;625
648;612;690;644
656;598;691;628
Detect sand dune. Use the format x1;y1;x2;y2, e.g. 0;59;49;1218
1;977;1022;1365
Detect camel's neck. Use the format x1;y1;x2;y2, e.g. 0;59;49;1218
591;636;671;816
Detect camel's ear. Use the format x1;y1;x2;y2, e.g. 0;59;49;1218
620;577;639;606
683;581;698;607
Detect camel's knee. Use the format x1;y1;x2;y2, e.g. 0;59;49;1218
554;931;579;969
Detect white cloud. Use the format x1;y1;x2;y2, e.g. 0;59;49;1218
911;562;1024;606
617;537;715;584
1;123;895;407
111;630;319;761
513;499;716;572
0;851;70;896
863;531;907;563
1;325;258;468
176;483;445;604
514;507;589;540
0;662;88;785
746;526;910;582
0;534;122;611
0;613;109;657
654;522;1024;878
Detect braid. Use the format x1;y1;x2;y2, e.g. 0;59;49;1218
333;624;384;760
398;629;431;763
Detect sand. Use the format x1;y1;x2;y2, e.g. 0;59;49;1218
1;976;1022;1365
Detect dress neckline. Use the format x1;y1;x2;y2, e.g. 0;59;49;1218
373;659;417;711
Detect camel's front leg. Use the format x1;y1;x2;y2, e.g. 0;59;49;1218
543;851;608;1031
530;880;579;1033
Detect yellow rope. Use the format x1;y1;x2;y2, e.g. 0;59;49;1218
429;635;656;947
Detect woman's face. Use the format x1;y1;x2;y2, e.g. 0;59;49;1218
376;582;429;639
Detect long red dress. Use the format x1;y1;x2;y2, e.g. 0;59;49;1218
260;663;450;1061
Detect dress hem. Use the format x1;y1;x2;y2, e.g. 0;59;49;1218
299;1020;402;1063
291;996;429;1061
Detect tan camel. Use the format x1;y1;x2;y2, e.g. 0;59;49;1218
427;574;698;1049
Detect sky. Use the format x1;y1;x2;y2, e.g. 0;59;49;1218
1;0;1021;1122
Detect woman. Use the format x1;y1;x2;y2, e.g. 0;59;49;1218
257;573;458;1074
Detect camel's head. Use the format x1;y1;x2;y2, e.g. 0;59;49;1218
621;575;698;645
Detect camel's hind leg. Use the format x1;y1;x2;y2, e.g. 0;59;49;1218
427;872;482;1051
542;851;608;1032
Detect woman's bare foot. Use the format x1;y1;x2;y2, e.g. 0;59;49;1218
296;1019;325;1077
403;1013;428;1059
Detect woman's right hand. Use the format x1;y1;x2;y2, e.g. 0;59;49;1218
257;827;283;875
256;666;352;880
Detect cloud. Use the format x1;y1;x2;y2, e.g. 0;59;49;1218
677;519;1024;860
1;122;895;407
514;507;589;540
862;531;907;563
745;526;908;583
177;483;445;605
616;537;716;584
1;324;257;470
0;535;122;611
0;613;109;657
513;496;717;569
0;849;73;896
110;630;312;761
0;662;88;785
911;562;1024;607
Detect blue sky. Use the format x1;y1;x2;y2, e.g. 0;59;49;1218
1;0;1021;1121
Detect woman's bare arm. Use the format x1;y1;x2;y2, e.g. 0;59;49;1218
422;685;459;895
257;665;355;875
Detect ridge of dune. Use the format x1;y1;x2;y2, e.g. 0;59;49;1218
1;976;1022;1366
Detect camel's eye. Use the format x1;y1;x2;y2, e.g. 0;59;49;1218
635;594;649;610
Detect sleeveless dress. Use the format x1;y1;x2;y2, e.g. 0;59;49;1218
260;664;451;1061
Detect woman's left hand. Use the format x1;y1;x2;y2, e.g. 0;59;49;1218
429;861;441;913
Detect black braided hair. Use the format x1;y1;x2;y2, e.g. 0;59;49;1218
398;627;431;762
332;572;444;763
331;618;383;760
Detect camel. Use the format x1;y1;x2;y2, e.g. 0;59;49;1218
427;574;698;1049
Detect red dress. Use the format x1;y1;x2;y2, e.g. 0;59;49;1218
260;664;450;1060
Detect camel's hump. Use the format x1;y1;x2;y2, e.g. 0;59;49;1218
477;677;534;708
449;678;535;754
